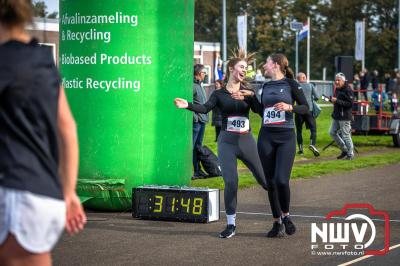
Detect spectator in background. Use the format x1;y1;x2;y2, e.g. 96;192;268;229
212;80;224;141
255;69;266;82
384;72;396;112
392;72;400;113
393;72;400;93
360;68;370;101
0;0;86;265
192;64;209;179
295;72;320;156
352;73;360;100
371;70;379;91
392;93;399;115
246;65;255;79
329;73;355;160
384;72;395;94
395;71;400;95
217;63;223;80
371;89;387;114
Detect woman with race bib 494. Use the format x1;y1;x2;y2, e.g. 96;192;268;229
234;53;308;238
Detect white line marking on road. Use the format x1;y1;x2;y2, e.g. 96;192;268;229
219;211;400;223
338;243;400;266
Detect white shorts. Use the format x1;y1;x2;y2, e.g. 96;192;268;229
0;186;66;253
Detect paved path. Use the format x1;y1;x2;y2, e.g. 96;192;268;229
53;164;400;265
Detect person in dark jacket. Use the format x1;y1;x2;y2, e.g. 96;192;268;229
371;70;379;91
329;73;355;160
212;80;224;141
295;72;320;156
192;64;209;178
384;72;395;94
353;73;360;100
385;72;397;112
360;68;370;101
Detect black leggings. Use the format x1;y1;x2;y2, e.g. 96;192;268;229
258;127;296;218
218;131;267;215
215;125;221;141
295;112;317;146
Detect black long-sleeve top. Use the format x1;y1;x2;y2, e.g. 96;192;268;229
250;78;309;128
187;86;258;133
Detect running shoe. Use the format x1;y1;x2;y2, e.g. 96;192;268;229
336;151;347;159
266;221;285;238
219;224;236;238
282;215;296;235
345;154;354;160
297;144;304;155
308;145;320;157
191;170;208;180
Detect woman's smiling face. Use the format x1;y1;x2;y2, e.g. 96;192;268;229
230;60;247;82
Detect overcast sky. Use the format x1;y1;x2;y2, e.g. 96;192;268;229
40;0;59;14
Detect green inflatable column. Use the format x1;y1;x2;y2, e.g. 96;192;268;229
59;1;194;210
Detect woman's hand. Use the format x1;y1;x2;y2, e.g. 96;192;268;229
273;102;293;112
65;192;87;235
174;98;188;108
231;91;244;100
240;90;254;97
231;90;254;101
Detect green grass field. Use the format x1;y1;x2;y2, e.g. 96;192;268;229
190;106;399;189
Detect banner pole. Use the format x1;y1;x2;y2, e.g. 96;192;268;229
307;17;310;82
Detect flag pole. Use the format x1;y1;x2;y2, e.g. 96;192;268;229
244;13;247;57
295;31;299;77
222;0;227;74
398;0;400;70
306;17;310;82
362;18;365;70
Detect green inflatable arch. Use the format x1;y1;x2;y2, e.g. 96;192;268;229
60;1;194;210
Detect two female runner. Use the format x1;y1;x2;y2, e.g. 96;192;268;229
174;52;268;238
234;53;309;237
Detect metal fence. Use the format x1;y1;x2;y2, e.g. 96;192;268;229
310;80;334;97
205;80;334;100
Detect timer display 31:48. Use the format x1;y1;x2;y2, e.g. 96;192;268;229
132;186;219;223
146;194;205;215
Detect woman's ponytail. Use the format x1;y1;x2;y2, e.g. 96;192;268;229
269;53;294;79
285;66;295;79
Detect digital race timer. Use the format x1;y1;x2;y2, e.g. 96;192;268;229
132;186;220;223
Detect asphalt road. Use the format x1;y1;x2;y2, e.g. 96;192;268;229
53;163;400;266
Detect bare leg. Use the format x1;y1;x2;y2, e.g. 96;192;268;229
0;233;51;266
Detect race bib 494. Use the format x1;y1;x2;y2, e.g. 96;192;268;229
263;106;285;125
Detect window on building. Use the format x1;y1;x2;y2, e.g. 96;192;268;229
203;65;212;86
194;55;201;65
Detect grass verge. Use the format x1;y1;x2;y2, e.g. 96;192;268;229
190;151;400;190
